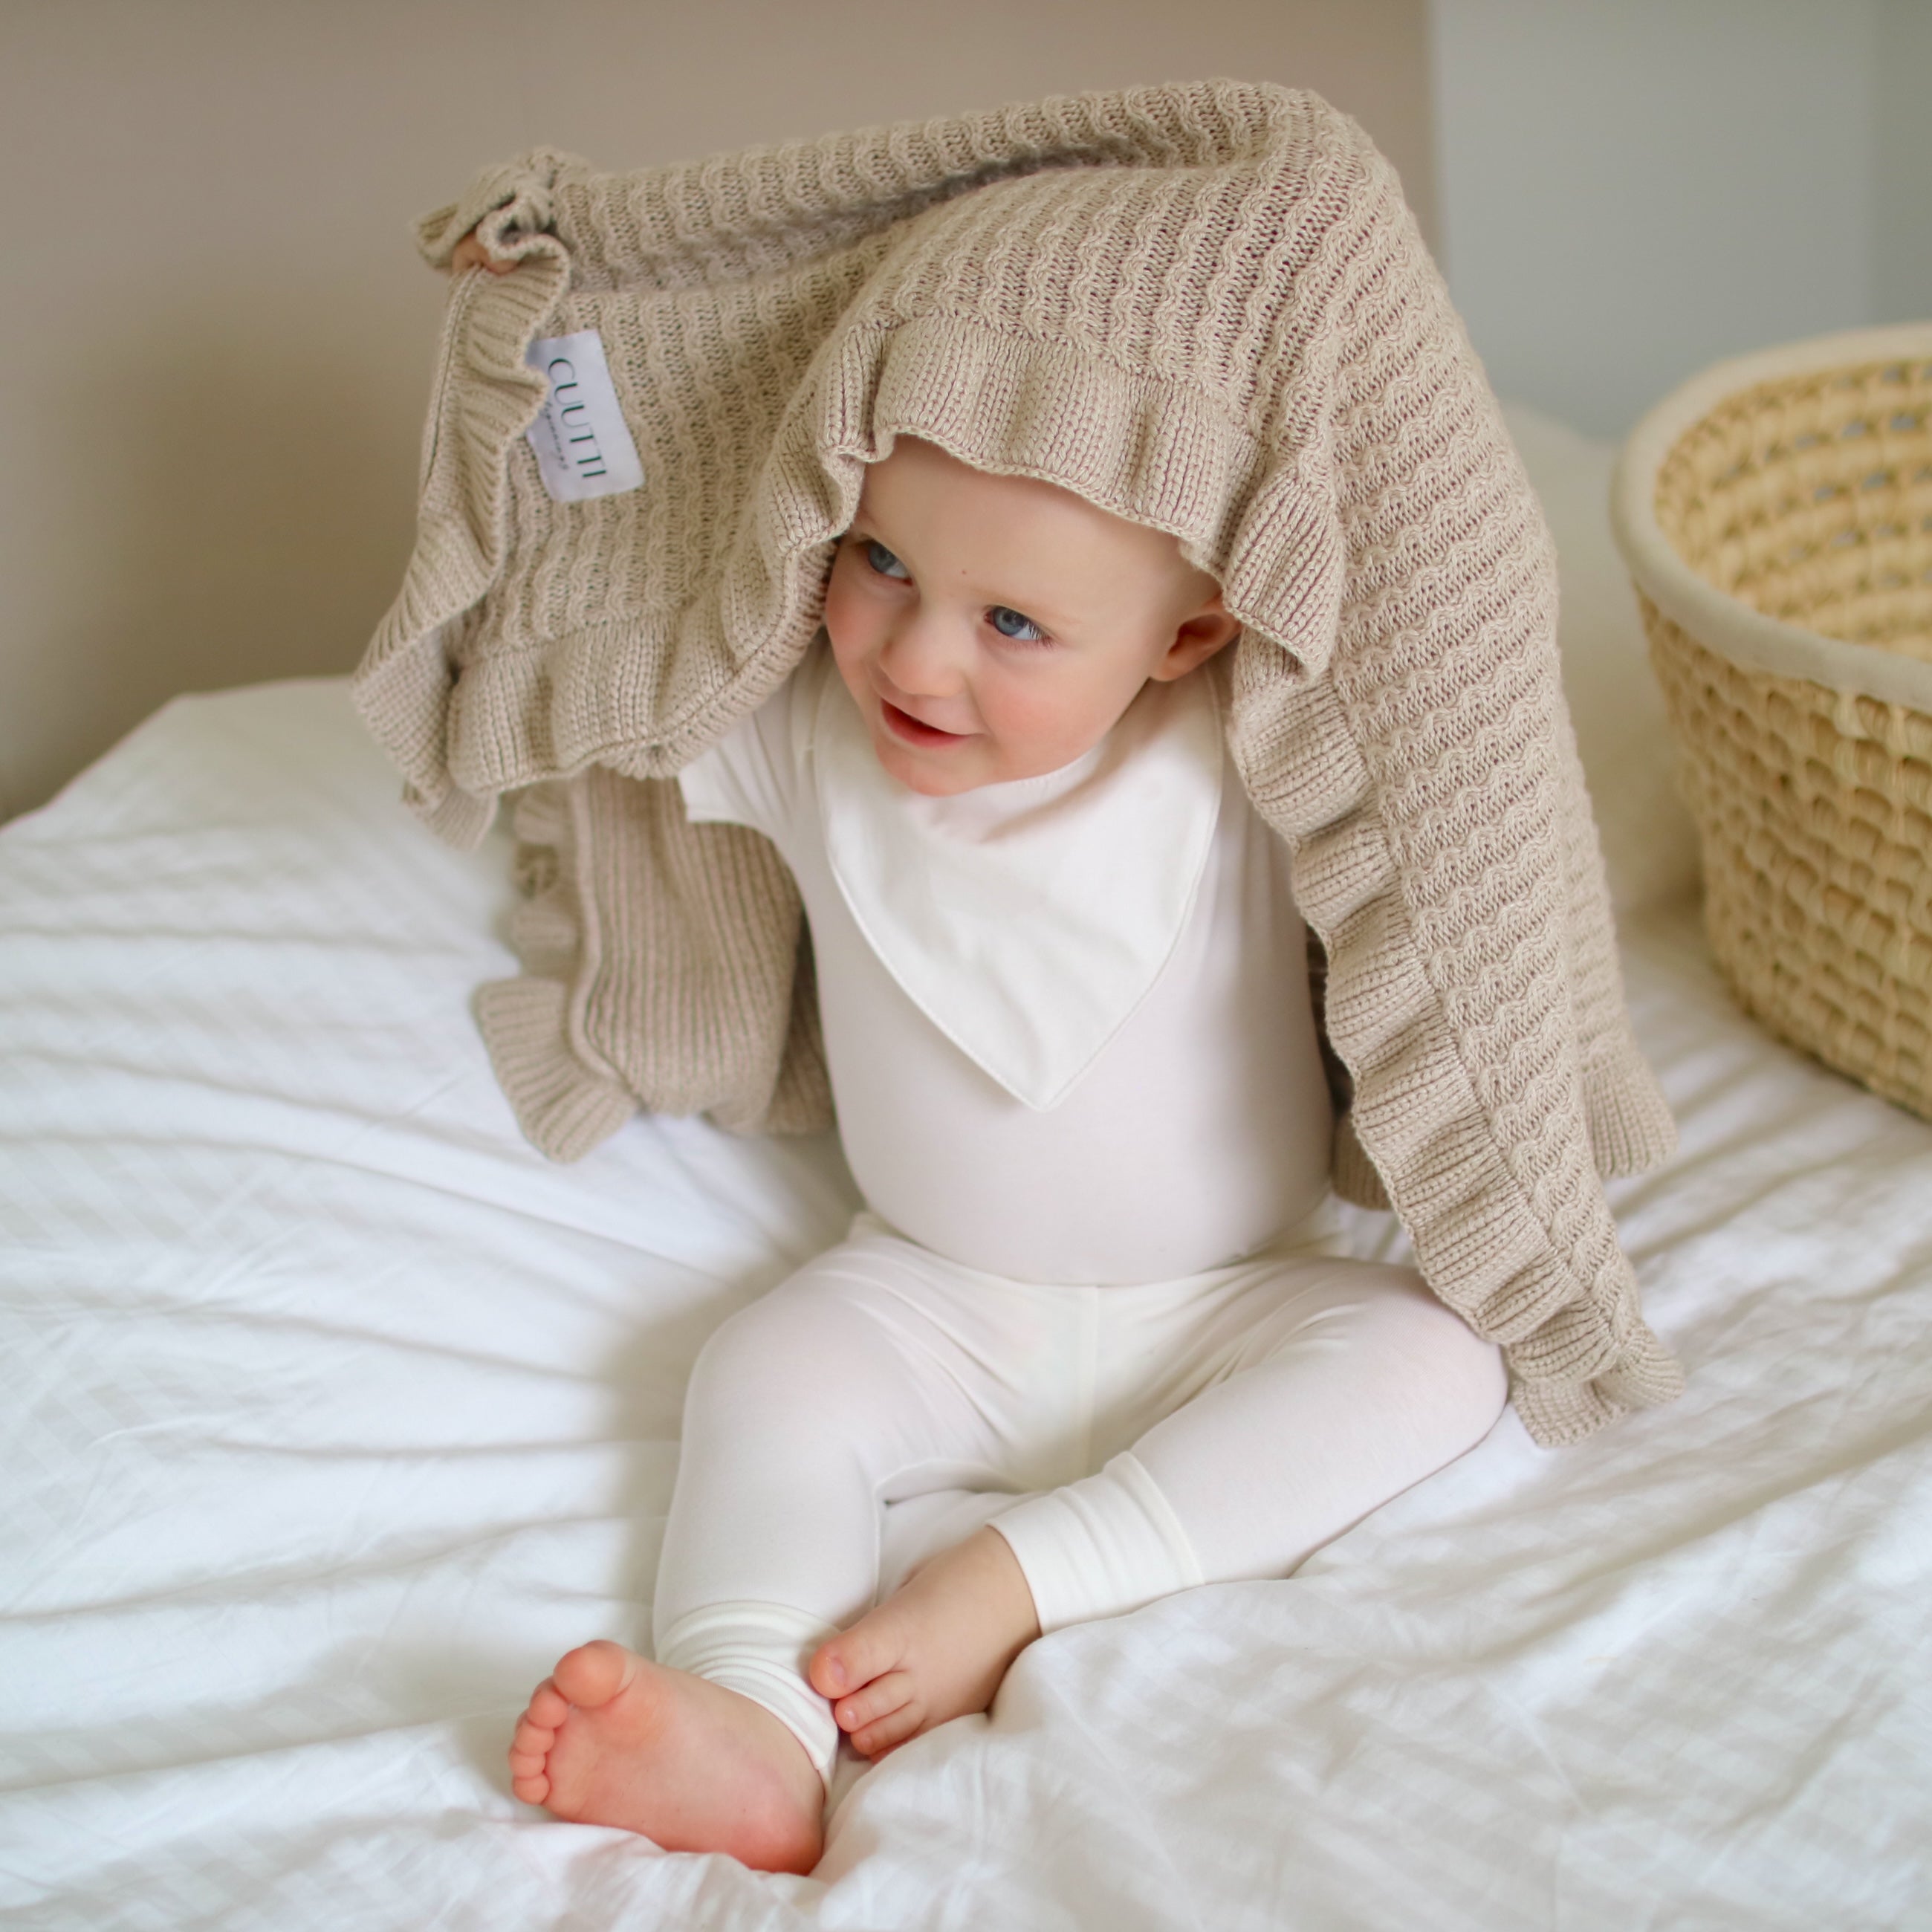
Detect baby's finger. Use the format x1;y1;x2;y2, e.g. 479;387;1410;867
449;236;516;276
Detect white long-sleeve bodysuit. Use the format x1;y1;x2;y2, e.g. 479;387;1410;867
656;645;1507;1783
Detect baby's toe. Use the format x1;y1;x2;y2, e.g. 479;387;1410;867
551;1639;636;1711
833;1668;915;1735
511;1714;555;1758
809;1607;907;1699
523;1680;570;1730
850;1699;924;1759
509;1765;551;1805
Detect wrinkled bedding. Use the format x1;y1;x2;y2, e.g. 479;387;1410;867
2;680;1928;1930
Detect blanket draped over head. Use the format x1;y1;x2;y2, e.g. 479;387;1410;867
353;80;1683;1446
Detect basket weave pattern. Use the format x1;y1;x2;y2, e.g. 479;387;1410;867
1637;352;1932;1119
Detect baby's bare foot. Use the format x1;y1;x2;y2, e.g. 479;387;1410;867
807;1526;1041;1758
507;1640;823;1873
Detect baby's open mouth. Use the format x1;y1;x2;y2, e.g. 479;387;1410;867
882;700;968;747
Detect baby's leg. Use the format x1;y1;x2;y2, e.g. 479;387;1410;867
511;1223;1032;1859
1001;1257;1507;1630
815;1257;1504;1737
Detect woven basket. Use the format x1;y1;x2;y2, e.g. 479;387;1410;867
1611;324;1932;1122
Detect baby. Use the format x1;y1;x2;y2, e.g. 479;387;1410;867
490;406;1508;1872
371;102;1677;1882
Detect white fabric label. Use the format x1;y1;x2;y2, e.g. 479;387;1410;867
522;330;644;502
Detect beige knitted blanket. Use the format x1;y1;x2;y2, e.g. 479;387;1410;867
354;80;1683;1446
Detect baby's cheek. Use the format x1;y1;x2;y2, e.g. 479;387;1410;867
821;560;860;643
988;668;1127;768
822;569;878;672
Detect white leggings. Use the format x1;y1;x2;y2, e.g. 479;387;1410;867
653;1213;1506;1783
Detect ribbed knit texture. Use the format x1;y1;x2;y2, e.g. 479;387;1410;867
353;81;1680;1445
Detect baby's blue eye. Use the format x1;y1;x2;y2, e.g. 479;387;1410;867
988;605;1046;643
865;539;910;580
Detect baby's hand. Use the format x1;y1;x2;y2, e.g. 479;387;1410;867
448;228;517;276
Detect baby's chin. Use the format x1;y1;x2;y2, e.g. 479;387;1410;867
871;733;1097;797
871;733;989;797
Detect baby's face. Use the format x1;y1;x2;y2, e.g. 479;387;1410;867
823;438;1239;796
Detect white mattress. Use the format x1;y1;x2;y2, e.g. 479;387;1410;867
2;680;1928;1930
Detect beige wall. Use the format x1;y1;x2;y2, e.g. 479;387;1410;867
0;0;1433;820
1432;0;1928;438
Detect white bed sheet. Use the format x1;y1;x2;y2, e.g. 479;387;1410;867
2;680;1928;1931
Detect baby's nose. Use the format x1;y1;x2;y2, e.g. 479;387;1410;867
880;612;967;696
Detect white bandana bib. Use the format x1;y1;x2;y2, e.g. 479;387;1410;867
808;655;1223;1111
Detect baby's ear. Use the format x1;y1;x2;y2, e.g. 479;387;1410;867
1153;603;1243;681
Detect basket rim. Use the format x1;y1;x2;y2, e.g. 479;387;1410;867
1610;322;1932;712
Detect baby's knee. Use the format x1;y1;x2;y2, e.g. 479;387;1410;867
687;1290;832;1424
685;1261;898;1429
1355;1272;1508;1453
